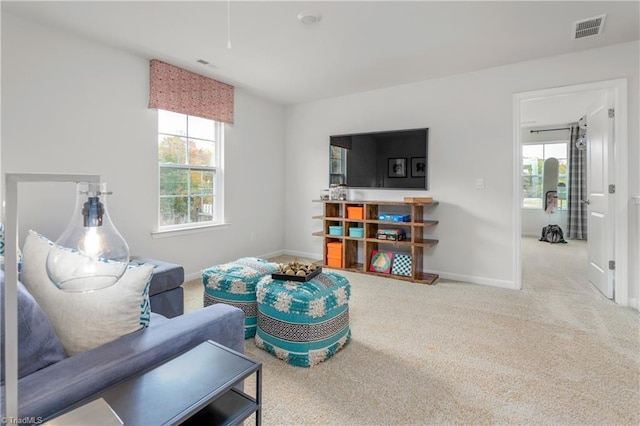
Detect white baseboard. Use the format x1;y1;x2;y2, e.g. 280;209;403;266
256;249;286;260
522;232;540;238
184;271;202;282
184;250;514;290
278;250;515;289
435;270;516;289
278;249;322;261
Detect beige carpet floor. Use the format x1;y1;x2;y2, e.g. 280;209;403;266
182;239;639;425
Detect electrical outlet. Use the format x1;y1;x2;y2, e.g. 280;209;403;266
475;178;485;190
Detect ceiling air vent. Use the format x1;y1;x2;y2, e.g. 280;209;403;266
572;14;606;40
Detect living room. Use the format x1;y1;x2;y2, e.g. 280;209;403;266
1;1;639;424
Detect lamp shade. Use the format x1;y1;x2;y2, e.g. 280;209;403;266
46;182;129;292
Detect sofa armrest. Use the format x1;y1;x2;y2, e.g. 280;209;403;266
129;257;184;296
16;304;244;421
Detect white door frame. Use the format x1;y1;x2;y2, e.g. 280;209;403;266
512;78;628;305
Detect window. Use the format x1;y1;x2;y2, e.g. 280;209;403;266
522;142;568;210
158;109;223;229
330;145;346;185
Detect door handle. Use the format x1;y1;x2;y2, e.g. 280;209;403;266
581;199;590;205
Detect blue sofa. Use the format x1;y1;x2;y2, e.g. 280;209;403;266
0;268;245;423
129;257;185;318
25;307;244;422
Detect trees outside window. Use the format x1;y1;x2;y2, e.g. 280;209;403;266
158;110;222;228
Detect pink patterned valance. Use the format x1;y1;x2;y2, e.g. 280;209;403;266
149;59;234;124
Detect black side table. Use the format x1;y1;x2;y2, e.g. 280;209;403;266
49;340;262;425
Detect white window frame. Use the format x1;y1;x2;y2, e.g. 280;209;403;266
521;140;568;210
155;110;225;234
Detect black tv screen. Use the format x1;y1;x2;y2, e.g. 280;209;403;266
330;128;429;189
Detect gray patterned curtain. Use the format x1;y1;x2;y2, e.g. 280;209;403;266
567;125;587;239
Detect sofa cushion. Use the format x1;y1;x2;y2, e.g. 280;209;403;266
0;270;66;383
21;231;153;356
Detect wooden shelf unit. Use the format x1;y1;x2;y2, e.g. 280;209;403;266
313;199;439;285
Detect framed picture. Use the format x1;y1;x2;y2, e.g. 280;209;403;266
369;250;393;274
411;157;426;177
391;253;412;277
388;158;407;178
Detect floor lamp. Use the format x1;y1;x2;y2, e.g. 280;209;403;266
2;173;128;421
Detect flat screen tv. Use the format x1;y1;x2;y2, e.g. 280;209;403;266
330;128;429;190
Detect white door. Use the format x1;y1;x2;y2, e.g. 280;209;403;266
586;91;614;298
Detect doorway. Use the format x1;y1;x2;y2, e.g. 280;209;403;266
513;79;629;305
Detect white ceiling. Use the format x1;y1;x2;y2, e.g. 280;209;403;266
520;90;603;128
3;1;639;110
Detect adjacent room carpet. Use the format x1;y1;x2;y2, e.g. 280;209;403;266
181;239;639;425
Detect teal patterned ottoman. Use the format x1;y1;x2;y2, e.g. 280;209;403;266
255;271;351;367
203;257;279;338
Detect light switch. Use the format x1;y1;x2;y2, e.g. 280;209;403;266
475;178;485;190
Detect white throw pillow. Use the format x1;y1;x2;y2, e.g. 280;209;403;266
21;230;153;356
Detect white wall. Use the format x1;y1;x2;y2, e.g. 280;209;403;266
634;197;640;310
2;11;637;309
1;12;286;279
284;41;639;299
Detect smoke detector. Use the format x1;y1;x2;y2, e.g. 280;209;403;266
572;14;606;39
298;11;321;25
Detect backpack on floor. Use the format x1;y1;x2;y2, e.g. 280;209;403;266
539;224;567;244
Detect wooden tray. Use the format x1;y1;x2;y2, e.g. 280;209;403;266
403;197;433;203
271;267;322;282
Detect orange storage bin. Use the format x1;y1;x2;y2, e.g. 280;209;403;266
327;242;342;258
347;207;364;220
328;250;342;259
327;256;342;268
327;249;342;258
